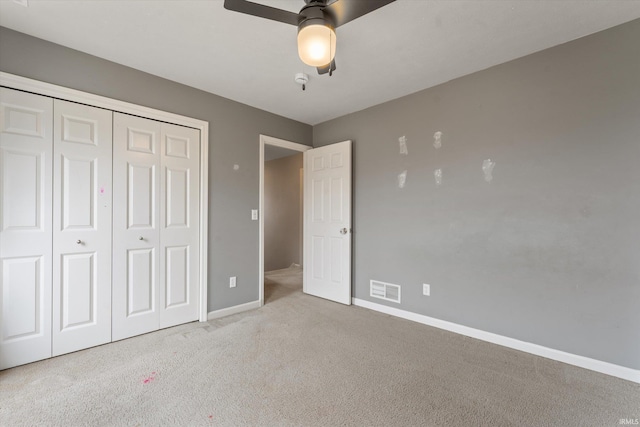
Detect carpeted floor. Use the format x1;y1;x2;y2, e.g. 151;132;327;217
1;265;638;426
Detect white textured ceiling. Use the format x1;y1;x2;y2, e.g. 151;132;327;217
1;0;639;125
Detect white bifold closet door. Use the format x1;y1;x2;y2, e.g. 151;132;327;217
52;100;113;356
0;88;53;369
112;113;199;341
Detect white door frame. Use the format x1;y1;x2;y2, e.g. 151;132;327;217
0;72;210;322
259;135;310;306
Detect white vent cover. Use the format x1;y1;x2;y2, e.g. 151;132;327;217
370;280;401;303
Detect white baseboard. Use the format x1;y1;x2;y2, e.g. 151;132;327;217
207;300;261;321
352;297;640;384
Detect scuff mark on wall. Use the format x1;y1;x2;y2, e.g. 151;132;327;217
434;168;443;186
433;131;443;149
399;135;408;155
398;170;407;189
482;159;495;182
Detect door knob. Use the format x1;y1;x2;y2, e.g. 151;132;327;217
76;240;82;244
340;228;348;235
138;236;144;241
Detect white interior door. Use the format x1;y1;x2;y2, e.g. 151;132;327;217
0;88;53;369
303;140;352;305
113;115;200;339
52;99;112;356
159;123;200;328
112;113;161;341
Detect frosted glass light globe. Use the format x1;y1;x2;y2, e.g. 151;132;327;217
297;24;336;67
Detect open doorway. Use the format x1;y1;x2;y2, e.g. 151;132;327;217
259;135;310;306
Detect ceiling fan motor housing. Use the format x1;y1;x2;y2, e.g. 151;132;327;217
298;1;336;31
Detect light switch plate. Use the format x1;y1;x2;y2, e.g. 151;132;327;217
251;209;259;220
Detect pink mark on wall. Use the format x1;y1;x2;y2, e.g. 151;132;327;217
142;371;157;384
99;187;105;194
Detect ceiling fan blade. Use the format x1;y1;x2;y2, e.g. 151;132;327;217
325;0;396;27
317;59;336;75
224;0;299;26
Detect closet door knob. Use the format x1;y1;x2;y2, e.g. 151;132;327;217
138;236;144;241
76;240;82;244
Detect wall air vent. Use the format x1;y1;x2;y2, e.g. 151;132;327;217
370;280;401;303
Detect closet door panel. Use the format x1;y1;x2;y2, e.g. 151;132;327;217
112;113;161;341
160;123;199;328
0;88;53;369
52;100;112;356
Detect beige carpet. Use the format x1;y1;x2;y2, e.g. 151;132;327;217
1;265;638;426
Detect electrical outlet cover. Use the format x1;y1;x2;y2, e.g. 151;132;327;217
423;283;430;296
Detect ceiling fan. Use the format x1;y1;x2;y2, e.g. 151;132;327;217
223;0;396;75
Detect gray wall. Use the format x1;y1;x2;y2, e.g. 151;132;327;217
264;153;303;271
0;26;312;312
313;20;640;370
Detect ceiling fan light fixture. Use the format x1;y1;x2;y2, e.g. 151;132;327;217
224;0;397;74
297;19;336;67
